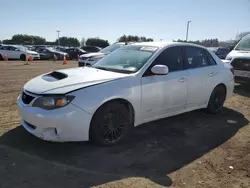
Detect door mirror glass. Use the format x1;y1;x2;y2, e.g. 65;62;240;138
151;64;169;75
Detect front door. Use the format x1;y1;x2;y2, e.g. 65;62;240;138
141;46;188;121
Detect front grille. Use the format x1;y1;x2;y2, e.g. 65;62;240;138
22;92;35;104
231;58;250;71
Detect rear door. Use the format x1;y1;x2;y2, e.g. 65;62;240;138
2;46;13;58
184;46;218;109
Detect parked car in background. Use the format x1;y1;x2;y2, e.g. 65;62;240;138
80;46;102;53
35;47;68;60
78;42;129;67
65;47;87;59
223;34;250;83
207;47;230;59
0;45;40;60
54;46;67;53
17;42;234;145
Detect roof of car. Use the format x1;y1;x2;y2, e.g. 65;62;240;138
130;42;206;49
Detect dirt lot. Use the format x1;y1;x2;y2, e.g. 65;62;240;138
0;61;249;188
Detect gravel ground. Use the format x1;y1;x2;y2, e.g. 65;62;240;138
0;61;249;188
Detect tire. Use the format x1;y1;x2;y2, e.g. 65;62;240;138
206;85;226;114
20;54;26;61
90;102;132;146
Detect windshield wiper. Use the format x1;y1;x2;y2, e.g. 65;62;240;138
93;66;134;74
94;66;109;71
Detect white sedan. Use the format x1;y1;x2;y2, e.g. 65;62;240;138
17;42;235;145
0;45;40;60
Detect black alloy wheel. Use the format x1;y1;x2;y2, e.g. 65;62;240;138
90;102;131;145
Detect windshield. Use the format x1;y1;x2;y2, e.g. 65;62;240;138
100;43;124;54
235;35;250;51
92;45;158;73
16;46;28;51
47;47;58;52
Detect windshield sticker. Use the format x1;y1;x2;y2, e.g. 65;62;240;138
140;46;158;52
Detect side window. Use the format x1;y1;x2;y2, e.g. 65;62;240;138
185;47;209;69
204;50;217;65
3;46;10;51
154;47;184;72
9;46;17;51
143;47;184;77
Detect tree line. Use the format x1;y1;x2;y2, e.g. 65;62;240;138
0;34;154;48
173;32;250;48
1;32;249;48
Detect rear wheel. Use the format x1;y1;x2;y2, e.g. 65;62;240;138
90;102;132;146
206;85;226;114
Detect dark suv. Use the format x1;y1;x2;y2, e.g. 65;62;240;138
208;47;230;59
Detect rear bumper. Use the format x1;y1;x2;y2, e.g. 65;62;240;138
235;76;250;84
226;79;235;100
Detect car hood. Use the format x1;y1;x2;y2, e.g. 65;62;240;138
23;67;128;94
56;51;68;55
27;50;39;55
80;52;105;58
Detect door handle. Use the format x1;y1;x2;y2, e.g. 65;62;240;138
178;78;187;83
208;72;215;76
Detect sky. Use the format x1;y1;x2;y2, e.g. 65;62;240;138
1;0;250;43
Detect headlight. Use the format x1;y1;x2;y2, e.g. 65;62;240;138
32;95;75;110
225;55;232;61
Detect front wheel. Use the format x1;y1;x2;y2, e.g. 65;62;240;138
206;85;226;114
20;54;26;61
90;102;132;146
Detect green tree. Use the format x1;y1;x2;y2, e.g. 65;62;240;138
11;34;46;45
86;38;109;48
117;35;154;42
45;41;56;45
2;39;14;44
173;38;219;47
55;37;80;47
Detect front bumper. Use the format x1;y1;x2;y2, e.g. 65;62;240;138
17;94;92;142
30;54;40;60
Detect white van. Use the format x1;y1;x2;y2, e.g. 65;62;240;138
224;34;250;83
0;45;40;61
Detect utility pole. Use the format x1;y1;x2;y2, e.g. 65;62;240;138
186;21;191;42
56;30;60;46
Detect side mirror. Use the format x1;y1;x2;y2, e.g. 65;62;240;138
151;64;169;75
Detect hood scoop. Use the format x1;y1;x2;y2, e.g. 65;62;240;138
42;71;68;82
